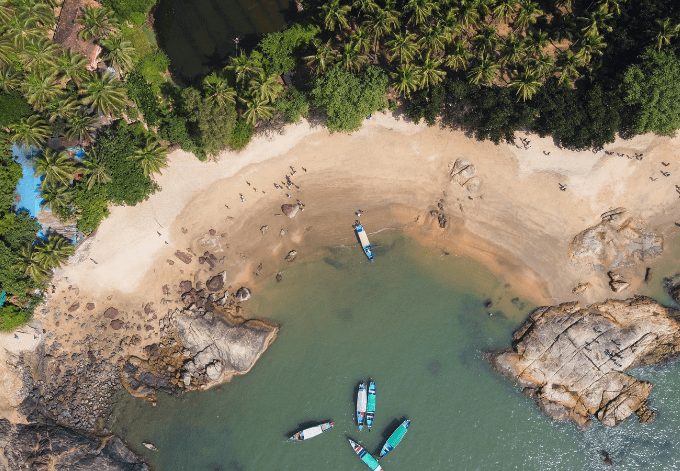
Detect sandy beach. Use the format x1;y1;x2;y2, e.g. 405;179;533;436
1;113;677;424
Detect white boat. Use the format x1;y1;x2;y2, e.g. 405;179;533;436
354;223;374;261
288;421;334;441
356;382;367;431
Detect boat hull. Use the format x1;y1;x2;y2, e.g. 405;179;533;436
356;382;367;431
354;224;375;261
289;421;334;441
366;380;376;430
348;438;383;471
379;419;410;457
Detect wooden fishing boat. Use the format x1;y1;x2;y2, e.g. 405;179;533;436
356;382;367;431
354;223;374;261
379;419;411;457
348;438;383;470
288;421;334;441
366;380;376;430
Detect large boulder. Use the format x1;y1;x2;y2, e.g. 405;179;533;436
664;274;680;304
281;203;300;218
491;297;680;428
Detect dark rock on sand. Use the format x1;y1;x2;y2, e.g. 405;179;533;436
174;251;192;264
110;319;124;330
103;307;119;319
285;250;298;262
664;273;680;304
235;287;251;302
206;274;225;292
491;297;680;427
0;418;148;470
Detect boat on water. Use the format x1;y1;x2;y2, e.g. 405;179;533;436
348;438;383;471
288;421;334;441
366;380;376;430
379;419;411;457
356;382;367;431
353;222;374;261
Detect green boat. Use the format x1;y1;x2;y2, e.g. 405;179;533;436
379;419;411;457
348;438;383;470
366;380;376;430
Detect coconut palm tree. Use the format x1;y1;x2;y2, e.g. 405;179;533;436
532;53;554;79
446;39;472;71
22;70;63;111
203;73;236;108
20;1;56;29
510;69;541;101
131;137;167;177
655;18;680;50
418;53;446;88
514;0;543;31
418;25;450;56
499;33;526;67
46;95;81;124
467;55;500;85
64;112;98;145
80;72;128;117
101;35;135;74
0;1;14;24
78;6;117;41
0;65;20;92
248;72;283;104
352;27;372;56
57;50;90;86
473;26;499;56
365;6;399;54
353;0;378;14
21;38;59;73
556;49;582;86
304;39;339;73
448;0;481;30
386;32;419;64
40;183;74;219
405;0;435;27
8;115;50;149
320;0;351;31
82;150;111;189
338;42;368;73
392;63;422;96
226;52;263;85
493;0;518;22
5;16;43;50
575;33;606;65
34;233;75;269
0;38;15;66
243;98;274;126
34;149;76;186
17;244;48;283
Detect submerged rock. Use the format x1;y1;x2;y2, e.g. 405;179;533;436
285;250;298;262
235;287;251;302
491;297;680;428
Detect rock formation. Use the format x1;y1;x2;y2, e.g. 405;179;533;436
491;297;680;427
0;419;147;470
570;209;663;270
664;274;680;304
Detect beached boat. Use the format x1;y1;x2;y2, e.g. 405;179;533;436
288;421;334;441
354;223;374;261
379;419;411;457
348;438;383;471
366;380;376;430
356;382;367;431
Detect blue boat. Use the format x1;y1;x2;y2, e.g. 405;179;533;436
379;419;411;457
366;380;376;430
354;223;374;261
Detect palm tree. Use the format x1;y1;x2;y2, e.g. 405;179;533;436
82;150;111;189
40;183;75;219
243;98;274;126
474;26;499;56
226;52;263;84
203;73;236;108
0;38;15;66
418;25;450;56
64;112;98;145
510;69;541;101
9;115;50;149
392;63;422;97
493;0;518;22
132;137;167;177
5;16;43;50
0;1;14;24
57;50;90;86
365;6;399;54
448;1;481;30
467;55;500;85
353;0;378;14
575;33;606;65
446;39;472;71
514;0;543;31
248;72;283;103
80;72;128;117
304;39;339;73
101;35;135;74
78;6;117;41
499;33;526;67
46;95;81;126
34;149;76;186
17;244;48;283
655;18;680;50
405;0;435;27
532;53;554;79
386;32;419;64
34;234;75;269
20;1;56;29
418;53;446;88
556;49;583;86
338;42;368;73
22;70;63;111
21;39;59;73
320;0;351;31
352;28;372;56
0;65;20;92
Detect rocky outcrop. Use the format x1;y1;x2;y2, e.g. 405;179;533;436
281;203;301;218
491;297;680;428
570;209;663;270
121;304;277;400
449;159;481;193
664;274;680;304
0;418;147;470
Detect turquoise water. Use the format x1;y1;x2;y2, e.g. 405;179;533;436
12;144;43;218
110;237;680;470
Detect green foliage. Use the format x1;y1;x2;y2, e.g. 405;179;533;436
228;120;254;151
404;84;446;126
0;93;32;128
159;113;199;153
0;305;31;332
102;0;156;24
259;24;319;75
0;212;40;251
0;152;22;209
94;122;157;205
126;71;162;125
136;50;170;89
73;184;109;234
274;88;309;123
180;87;237;156
311;66;388;132
622;49;680;135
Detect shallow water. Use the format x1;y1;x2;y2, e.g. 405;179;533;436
110;236;680;470
153;0;292;82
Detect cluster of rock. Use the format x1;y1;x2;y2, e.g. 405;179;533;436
0;418;148;471
491;297;680;428
429;199;449;229
449;159;481;193
121;281;277;400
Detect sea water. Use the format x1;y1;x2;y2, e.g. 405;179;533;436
110;237;680;470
